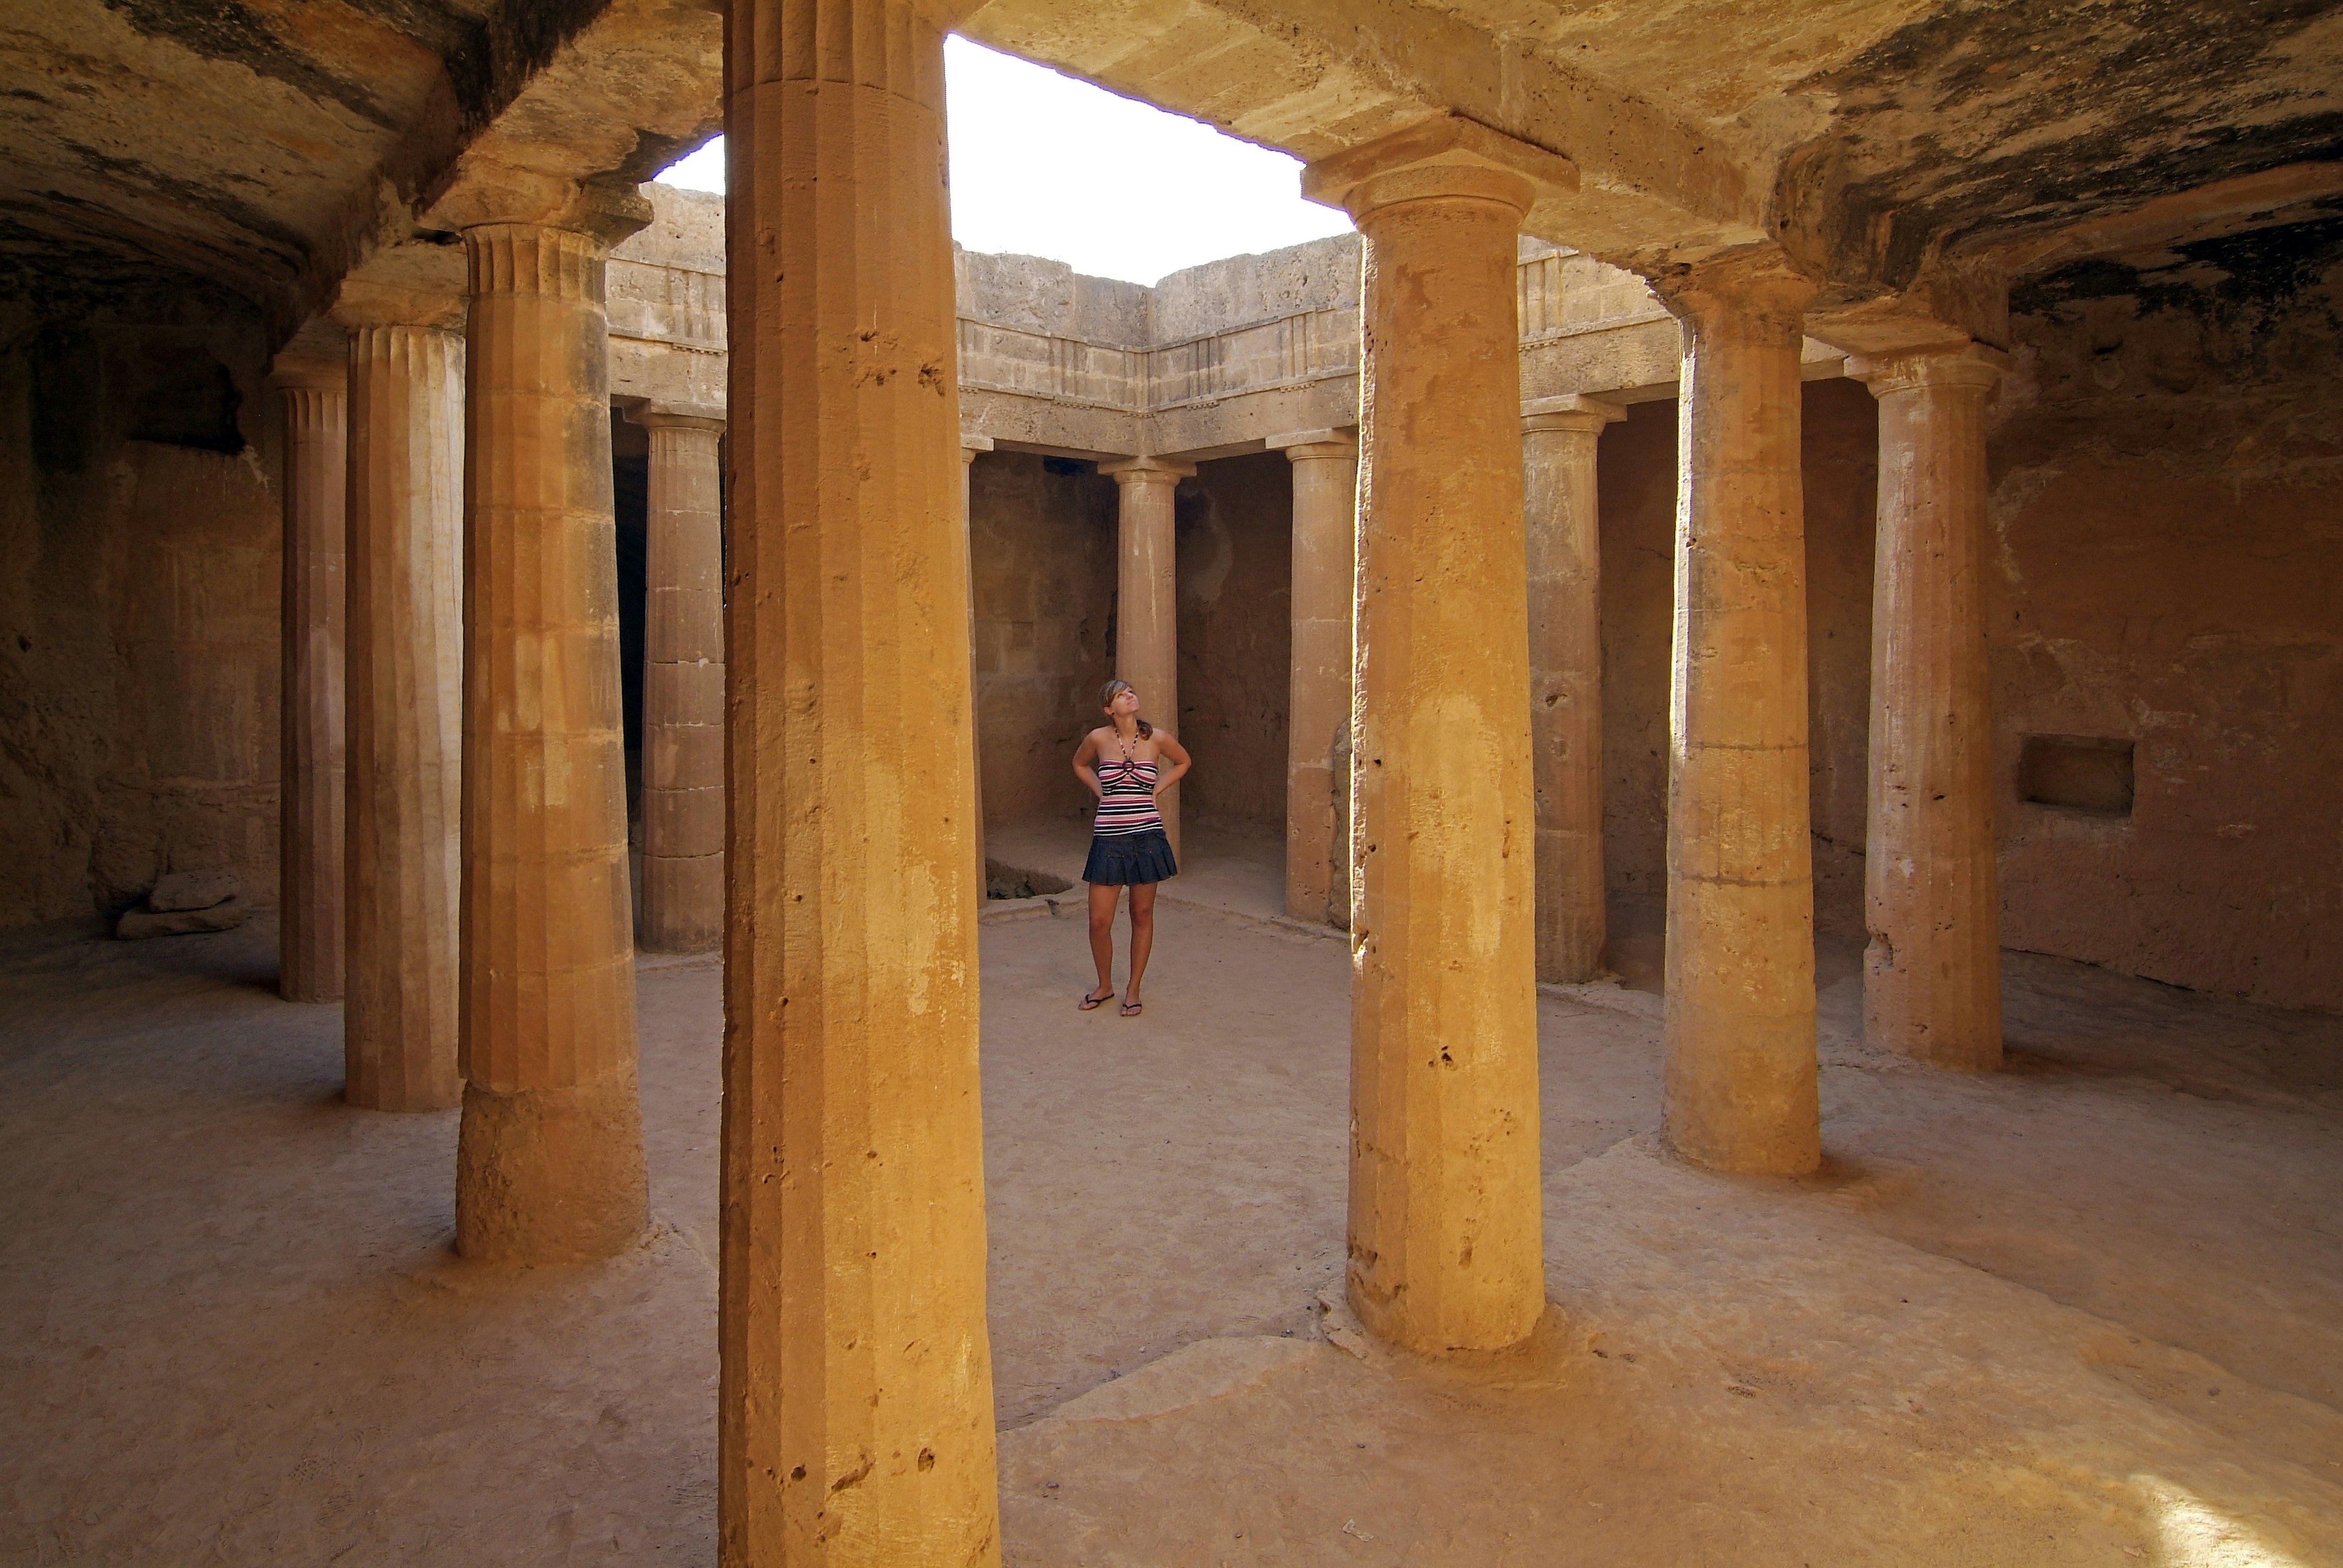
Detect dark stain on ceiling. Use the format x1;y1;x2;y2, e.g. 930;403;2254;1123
1777;0;2343;292
2015;207;2343;318
0;0;619;326
99;0;408;129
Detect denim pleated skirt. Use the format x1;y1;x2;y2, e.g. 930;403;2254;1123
1082;828;1178;886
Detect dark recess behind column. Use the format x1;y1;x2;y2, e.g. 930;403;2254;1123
612;412;648;825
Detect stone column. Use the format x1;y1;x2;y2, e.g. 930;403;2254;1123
963;435;992;898
453;207;649;1262
1521;394;1622;984
272;358;347;1003
1270;428;1358;926
1303;117;1569;1355
634;404;727;953
1100;456;1192;860
340;297;465;1110
1849;343;2007;1071
1656;253;1822;1176
721;0;1001;1559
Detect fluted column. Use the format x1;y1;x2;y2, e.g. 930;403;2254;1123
635;405;727;953
721;0;1001;1559
963;435;992;897
1522;394;1622;984
342;309;465;1110
1270;428;1357;926
454;214;648;1262
1656;253;1821;1176
1849;343;2007;1071
1304;117;1568;1355
1100;456;1192;860
272;358;347;1003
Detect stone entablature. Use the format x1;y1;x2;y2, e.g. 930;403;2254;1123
607;184;1846;460
608;186;727;417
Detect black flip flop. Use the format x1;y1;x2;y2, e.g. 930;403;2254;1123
1118;998;1142;1017
1080;987;1115;1010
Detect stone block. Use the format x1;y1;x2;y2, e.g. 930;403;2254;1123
149;866;239;912
118;896;250;939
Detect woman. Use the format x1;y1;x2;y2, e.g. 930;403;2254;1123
1071;679;1192;1016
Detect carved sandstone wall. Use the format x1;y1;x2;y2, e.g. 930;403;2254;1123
7;187;2335;1015
970;451;1118;826
1595;385;1881;945
0;318;283;929
1177;452;1294;829
1594;262;2343;1010
1989;243;2343;1010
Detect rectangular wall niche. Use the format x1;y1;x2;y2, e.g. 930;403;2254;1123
2020;735;2136;816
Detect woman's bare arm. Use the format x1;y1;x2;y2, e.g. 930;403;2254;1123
1151;732;1192;797
1071;729;1104;800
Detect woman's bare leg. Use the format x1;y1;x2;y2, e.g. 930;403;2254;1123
1125;883;1157;1004
1086;882;1120;997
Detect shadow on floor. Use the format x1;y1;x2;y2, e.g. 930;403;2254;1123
2;890;2338;1564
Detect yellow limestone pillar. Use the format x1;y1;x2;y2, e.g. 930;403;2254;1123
720;0;1001;1559
1521;394;1623;984
963;435;993;898
340;292;465;1110
1270;428;1358;926
1656;253;1822;1176
1100;456;1192;860
635;404;727;954
271;356;348;1004
1849;343;2009;1071
453;209;649;1262
1304;117;1570;1354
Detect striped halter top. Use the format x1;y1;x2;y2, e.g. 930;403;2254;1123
1094;749;1164;836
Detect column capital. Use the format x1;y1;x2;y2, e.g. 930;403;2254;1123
432;172;653;250
1302;114;1573;226
1846;342;2010;398
1807;254;2010;362
1648;245;1818;336
1099;455;1196;485
632;401;727;434
1268;427;1358;462
267;354;346;395
331;277;466;333
1521;394;1625;434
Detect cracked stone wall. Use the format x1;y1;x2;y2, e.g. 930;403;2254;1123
1988;242;2343;1011
4;204;2336;1015
1596;259;2343;1010
1803;379;1887;946
971;452;1119;828
1176;453;1293;831
1596;384;1881;945
0;319;283;930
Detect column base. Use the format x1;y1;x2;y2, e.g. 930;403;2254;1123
455;1073;648;1262
1346;1268;1544;1356
1864;941;2004;1073
1660;1002;1822;1178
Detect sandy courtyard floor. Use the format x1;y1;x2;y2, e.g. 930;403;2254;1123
2;866;2340;1564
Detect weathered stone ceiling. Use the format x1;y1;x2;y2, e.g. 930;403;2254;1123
5;0;2334;339
3;0;464;317
1778;1;2343;292
964;0;2343;300
0;0;719;335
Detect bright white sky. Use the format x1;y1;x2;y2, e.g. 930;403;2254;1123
655;37;1353;286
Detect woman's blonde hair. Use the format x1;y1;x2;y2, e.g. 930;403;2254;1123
1100;679;1153;739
